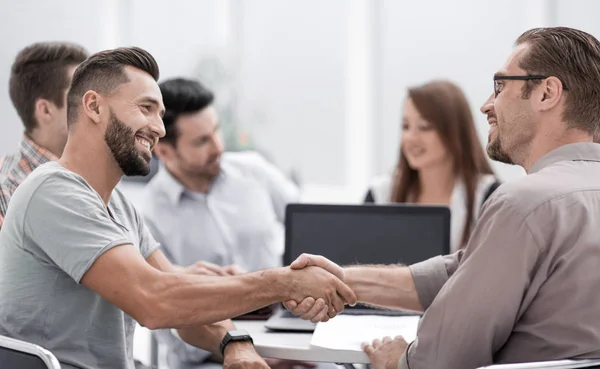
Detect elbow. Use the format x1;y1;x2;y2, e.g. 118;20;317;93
135;308;165;331
134;295;175;330
129;278;173;330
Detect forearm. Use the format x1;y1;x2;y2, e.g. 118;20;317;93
345;265;423;312
177;319;236;359
144;268;288;329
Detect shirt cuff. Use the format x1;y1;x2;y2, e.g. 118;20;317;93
408;255;448;310
397;341;415;369
398;352;410;369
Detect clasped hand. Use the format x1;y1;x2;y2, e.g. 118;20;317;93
283;254;356;322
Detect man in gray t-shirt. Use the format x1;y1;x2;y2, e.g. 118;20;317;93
0;47;355;369
0;162;158;369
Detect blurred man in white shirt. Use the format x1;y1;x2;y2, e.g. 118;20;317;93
142;78;306;369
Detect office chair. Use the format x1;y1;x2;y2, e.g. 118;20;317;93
0;334;61;369
477;359;600;368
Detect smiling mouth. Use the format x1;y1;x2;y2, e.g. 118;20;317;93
135;136;153;151
405;147;425;157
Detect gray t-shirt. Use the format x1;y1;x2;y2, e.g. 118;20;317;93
0;162;159;369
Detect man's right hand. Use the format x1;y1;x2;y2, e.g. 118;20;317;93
284;257;356;322
283;254;351;321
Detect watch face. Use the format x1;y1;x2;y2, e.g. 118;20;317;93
229;330;249;338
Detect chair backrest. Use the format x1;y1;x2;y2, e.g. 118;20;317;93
0;335;61;369
477;359;600;368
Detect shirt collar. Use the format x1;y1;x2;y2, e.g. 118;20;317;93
20;134;59;163
530;142;600;174
154;160;230;206
154;165;188;206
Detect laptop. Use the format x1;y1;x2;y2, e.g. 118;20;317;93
265;203;451;331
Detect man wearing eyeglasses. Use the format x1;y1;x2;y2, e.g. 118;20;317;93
285;26;600;369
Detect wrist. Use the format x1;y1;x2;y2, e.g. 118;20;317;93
223;340;255;358
220;329;254;358
263;267;291;300
344;267;363;301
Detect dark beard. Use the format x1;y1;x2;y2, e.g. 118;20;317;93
105;109;151;176
487;135;514;165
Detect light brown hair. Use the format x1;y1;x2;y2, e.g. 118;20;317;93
391;80;494;247
516;27;600;134
9;42;88;132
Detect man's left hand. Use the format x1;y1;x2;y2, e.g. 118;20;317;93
222;341;269;369
362;336;408;369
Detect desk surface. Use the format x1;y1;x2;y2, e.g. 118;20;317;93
233;320;370;364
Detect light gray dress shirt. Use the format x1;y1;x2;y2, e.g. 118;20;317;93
142;151;300;369
401;143;600;369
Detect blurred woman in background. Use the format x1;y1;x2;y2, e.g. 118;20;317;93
365;80;500;251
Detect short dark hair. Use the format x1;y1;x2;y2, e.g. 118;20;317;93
9;42;88;132
67;46;160;125
159;78;215;146
516;27;600;134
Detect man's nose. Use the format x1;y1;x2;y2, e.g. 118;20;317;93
480;93;494;115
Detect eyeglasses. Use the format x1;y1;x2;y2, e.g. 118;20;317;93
493;75;569;98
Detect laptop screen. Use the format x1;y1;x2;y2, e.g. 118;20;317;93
284;204;451;266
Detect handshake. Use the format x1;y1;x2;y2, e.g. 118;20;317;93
280;254;357;323
185;254;358;322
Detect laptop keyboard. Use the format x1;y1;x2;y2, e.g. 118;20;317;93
281;308;417;318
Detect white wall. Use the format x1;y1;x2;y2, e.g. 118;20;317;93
555;0;600;37
237;0;349;186
126;0;232;79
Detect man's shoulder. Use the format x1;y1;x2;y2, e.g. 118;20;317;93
221;151;288;184
143;171;176;204
0;150;28;193
138;175;175;222
16;163;90;201
0;150;23;175
221;151;271;171
488;166;590;217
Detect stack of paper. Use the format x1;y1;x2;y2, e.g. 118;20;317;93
310;315;421;352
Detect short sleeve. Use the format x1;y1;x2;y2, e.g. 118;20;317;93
143;215;174;262
136;211;160;259
23;173;132;283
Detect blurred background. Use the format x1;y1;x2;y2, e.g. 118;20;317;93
2;0;598;203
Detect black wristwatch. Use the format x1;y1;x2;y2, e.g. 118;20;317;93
220;330;254;357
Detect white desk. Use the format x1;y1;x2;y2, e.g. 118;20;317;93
233;320;370;365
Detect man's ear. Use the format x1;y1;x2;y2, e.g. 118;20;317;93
538;76;564;112
81;91;104;124
33;98;53;127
